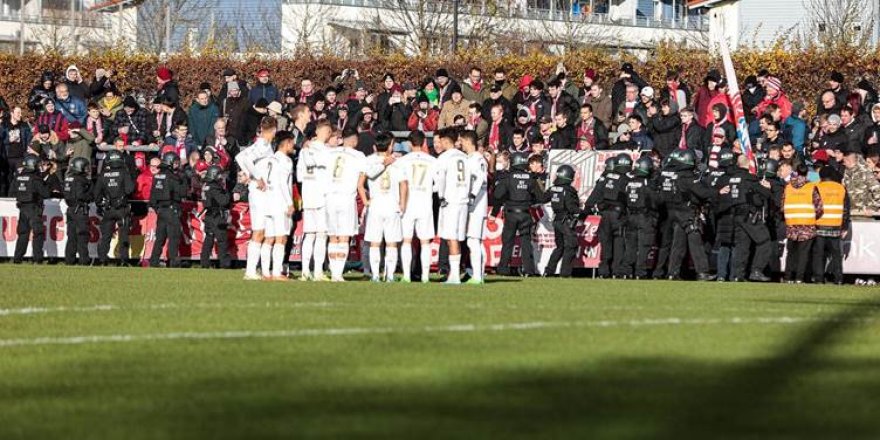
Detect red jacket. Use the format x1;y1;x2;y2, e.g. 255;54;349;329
703;93;735;126
407;109;439;132
693;86;719;128
754;92;793;121
134;169;153;201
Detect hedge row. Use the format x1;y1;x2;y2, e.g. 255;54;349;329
2;44;879;113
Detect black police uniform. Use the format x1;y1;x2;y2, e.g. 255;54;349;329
585;168;629;278
493;167;542;276
11;165;50;264
149;164;187;267
766;176;786;278
666;167;717;280
708;164;736;280
651;161;676;278
541;182;581;277
93;164;135;265
200;181;231;269
723;167;773;281
62;173;92;265
622;172;658;279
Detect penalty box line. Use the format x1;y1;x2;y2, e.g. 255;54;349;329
0;316;866;349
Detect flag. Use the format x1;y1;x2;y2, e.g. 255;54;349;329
718;38;757;174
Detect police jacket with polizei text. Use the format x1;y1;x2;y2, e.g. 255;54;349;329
93;167;135;208
585;171;629;211
716;167;771;216
149;167;186;208
202;182;230;218
624;175;658;214
63;174;92;210
11;170;50;205
491;169;543;215
672;170;717;212
540;184;580;218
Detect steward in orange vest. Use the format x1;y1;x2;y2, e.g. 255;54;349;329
812;166;850;284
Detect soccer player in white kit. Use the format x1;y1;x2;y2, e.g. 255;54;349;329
261;131;296;280
434;127;471;284
235;116;277;280
397;130;438;283
459;130;489;284
324;129;386;282
359;133;408;282
296;121;333;281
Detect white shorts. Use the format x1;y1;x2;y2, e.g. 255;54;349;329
249;198;266;232
303;207;328;233
364;208;403;243
402;212;435;241
437;204;467;242
466;210;486;239
327;200;358;237
264;213;292;238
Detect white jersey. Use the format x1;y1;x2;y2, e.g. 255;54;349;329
466;152;489;213
235;137;274;191
326;147;368;201
296;141;331;209
365;154;405;213
397;151;437;218
265;151;294;215
435;148;469;205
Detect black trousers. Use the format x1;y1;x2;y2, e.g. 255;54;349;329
812;235;842;283
498;210;536;275
623;213;656;278
65;207;91;265
98;206;130;264
652;215;674;278
668;217;709;277
597;209;626;277
201;215;230;269
785;239;813;282
732;218;772;280
150;206;182;268
545;219;578;277
14;203;44;263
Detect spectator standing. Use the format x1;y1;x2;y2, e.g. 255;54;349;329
248;68;279;105
188;91;220;146
63;65;89;101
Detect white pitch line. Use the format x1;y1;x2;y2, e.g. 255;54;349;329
0;316;862;349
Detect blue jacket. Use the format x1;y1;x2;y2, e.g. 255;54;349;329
55;95;87;124
248;83;279;105
187;102;220;146
163;134;198;159
783;116;808;154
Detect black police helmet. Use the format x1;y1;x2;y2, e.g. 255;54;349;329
718;148;735;168
555;165;575;185
634;156;653;177
106;150;125;169
511;153;529;170
69;157;89;175
161;151;177;168
677;149;696;169
204;165;223;183
604;157;617;173
614;153;633;174
761;159;779;179
22;154;40;172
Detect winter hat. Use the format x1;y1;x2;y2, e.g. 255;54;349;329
267;101;283;114
830;71;845;83
123;96;138;109
812;149;830;163
584;68;596;81
490;84;503;93
705;69;721;83
640;86;655;98
516;105;533;121
712;127;725;139
857;79;875;92
435;68;449;79
257;68;270;77
621;62;635;74
199;82;212;91
744;75;758;87
417;95;429;104
41;70;55;82
156;66;173;81
222;68;236;77
255;98;269;108
38;124;50;134
539;115;553;124
403;81;417;91
66;65;79;75
518;74;534;92
716;78;728;89
283;87;296;98
617;123;631;135
227;81;240;92
765;76;782;92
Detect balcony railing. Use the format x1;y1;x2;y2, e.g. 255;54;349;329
0;11;109;28
283;0;709;31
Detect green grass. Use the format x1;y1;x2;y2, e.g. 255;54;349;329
1;265;879;439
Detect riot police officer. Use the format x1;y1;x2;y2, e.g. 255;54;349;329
727;155;773;282
585;153;631;278
93;150;135;266
493;152;543;276
200;165;231;269
651;152;680;279
11;155;49;264
622;156;657;279
709;148;737;281
541;165;581;277
63;157;92;266
761;159;786;279
149;151;187;268
665;149;717;281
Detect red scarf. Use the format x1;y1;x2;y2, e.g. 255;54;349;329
488;121;501;151
577;118;595;151
299;92;313;103
87;116;104;143
472;80;482;92
679;122;689;150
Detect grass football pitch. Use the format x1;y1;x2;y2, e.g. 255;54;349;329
1;265;879;439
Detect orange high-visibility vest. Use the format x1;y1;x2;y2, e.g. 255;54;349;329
816;181;845;228
784;183;817;226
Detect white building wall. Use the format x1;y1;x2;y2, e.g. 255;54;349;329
737;0;806;47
